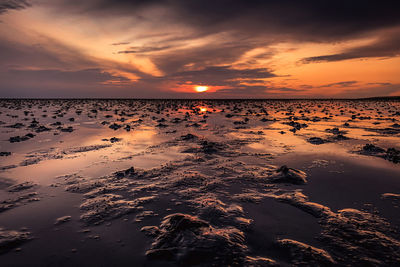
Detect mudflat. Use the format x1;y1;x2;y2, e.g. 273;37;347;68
0;99;399;266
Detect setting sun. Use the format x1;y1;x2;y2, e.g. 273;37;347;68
195;86;209;92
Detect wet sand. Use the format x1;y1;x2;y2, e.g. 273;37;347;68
0;99;399;266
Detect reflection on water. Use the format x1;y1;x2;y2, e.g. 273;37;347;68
1;124;183;185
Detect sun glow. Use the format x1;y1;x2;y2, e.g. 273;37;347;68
194;86;209;92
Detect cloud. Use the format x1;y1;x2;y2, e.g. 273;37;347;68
168;65;276;86
7;68;129;83
302;31;400;63
151;40;255;74
269;87;302;92
0;0;30;14
367;82;392;86
321;81;358;88
0;68;135;97
48;0;400;42
118;45;171;54
0;38;94;70
0;35;150;82
339;83;400;98
111;42;130;46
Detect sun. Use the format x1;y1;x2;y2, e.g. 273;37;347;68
194;86;209;92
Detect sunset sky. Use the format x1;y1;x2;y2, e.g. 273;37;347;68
0;0;399;98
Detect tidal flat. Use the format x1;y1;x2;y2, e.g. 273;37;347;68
0;99;399;266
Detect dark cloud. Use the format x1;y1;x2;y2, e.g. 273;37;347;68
50;0;400;42
6;68;128;83
0;68;134;97
168;65;276;86
153;42;259;74
269;87;302;92
111;42;130;46
302;32;400;63
238;79;267;84
321;81;358;88
367;82;392;86
118;45;171;54
0;0;30;14
0;39;93;70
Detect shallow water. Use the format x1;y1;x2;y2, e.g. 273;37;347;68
0;99;399;266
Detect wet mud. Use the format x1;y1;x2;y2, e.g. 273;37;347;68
0;99;399;266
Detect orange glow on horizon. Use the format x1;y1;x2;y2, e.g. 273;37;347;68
195;86;209;92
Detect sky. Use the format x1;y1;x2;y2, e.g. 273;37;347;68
0;0;399;98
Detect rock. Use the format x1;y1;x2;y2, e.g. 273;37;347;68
0;228;31;254
25;133;35;138
307;137;326;145
7;123;24;129
277;239;335;265
60;126;74;132
146;213;247;265
200;141;224;154
359;144;400;163
140;226;160;237
156;123;168;128
35;125;50;133
7;182;35;192
245;256;278;266
362;144;385;153
9;134;35;143
54;216;72;225
0;192;39;213
109;123;121;130
268;191;400;265
386;148;400;163
320;208;400;265
180;134;198;141
79;194;139;224
115;167;135;178
135;211;157;222
332;134;349;140
381;193;400;200
325;127;344;134
188;195;250;229
109;137;122;143
269;166;307;185
268;191;332;218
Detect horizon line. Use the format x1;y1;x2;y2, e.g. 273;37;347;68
0;96;399;101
